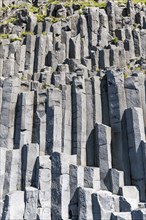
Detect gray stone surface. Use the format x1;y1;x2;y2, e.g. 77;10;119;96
126;107;145;201
0;1;146;219
24;187;38;220
95;123;112;191
2;191;25;220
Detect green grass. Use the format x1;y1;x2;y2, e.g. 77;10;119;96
28;6;39;13
133;0;146;4
64;0;107;8
42;83;50;89
21;31;34;37
9;4;21;10
126;64;130;69
6;17;17;23
36;14;47;22
10;37;22;42
0;34;9;39
123;72;130;79
134;66;142;71
42;32;47;35
112;37;119;44
21;75;27;80
0;34;22;41
46;16;61;23
78;9;83;15
0;16;17;25
48;0;60;5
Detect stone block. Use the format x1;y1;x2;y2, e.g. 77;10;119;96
92;190;114;220
21;143;39;189
140;30;146;59
78;187;95;220
72;77;86;166
34;35;46;74
95;123;112;191
46;88;62;154
84;167;100;191
87;7;99;48
24;187;38;220
62;85;72;154
110;169;124;195
32;91;47;155
132;209;146;220
120;186;139;210
0;148;6;199
111;212;132;220
38;156;51;190
69;34;81;60
3;149;20;197
126;107;145;201
25;35;36;75
51;152;71;219
2;191;24;220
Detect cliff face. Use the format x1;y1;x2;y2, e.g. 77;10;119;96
0;0;146;219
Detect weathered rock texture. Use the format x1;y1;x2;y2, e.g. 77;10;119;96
0;0;146;219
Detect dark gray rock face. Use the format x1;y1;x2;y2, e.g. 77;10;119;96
0;0;146;219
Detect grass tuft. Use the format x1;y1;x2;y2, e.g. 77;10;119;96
21;31;34;37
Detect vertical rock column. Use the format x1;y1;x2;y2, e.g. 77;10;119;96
79;15;89;58
72;76;87;166
62;85;72;154
138;73;146;135
98;9;109;48
124;76;142;109
2;41;18;77
14;42;24;75
101;75;110;126
3;149;20;197
93;76;102;124
142;141;146;197
69;34;81;60
1;39;9;78
21;143;39;190
32;91;47;155
95;123;112;191
61;29;71;59
85;76;102;166
18;45;26;74
0;148;6;200
85;78;95;166
132;29;141;57
126;107;145;201
0;77;20;149
34;34;47;80
2;191;25;220
87;7;99;49
0;43;5;78
140;30;146;59
19;91;34;148
25;34;36;75
69;164;84;219
106;1;116;34
51;152;71;220
37;156;51;219
78;187;95;220
24;187;38;220
125;27;135;62
46;87;62;154
107;70;130;183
